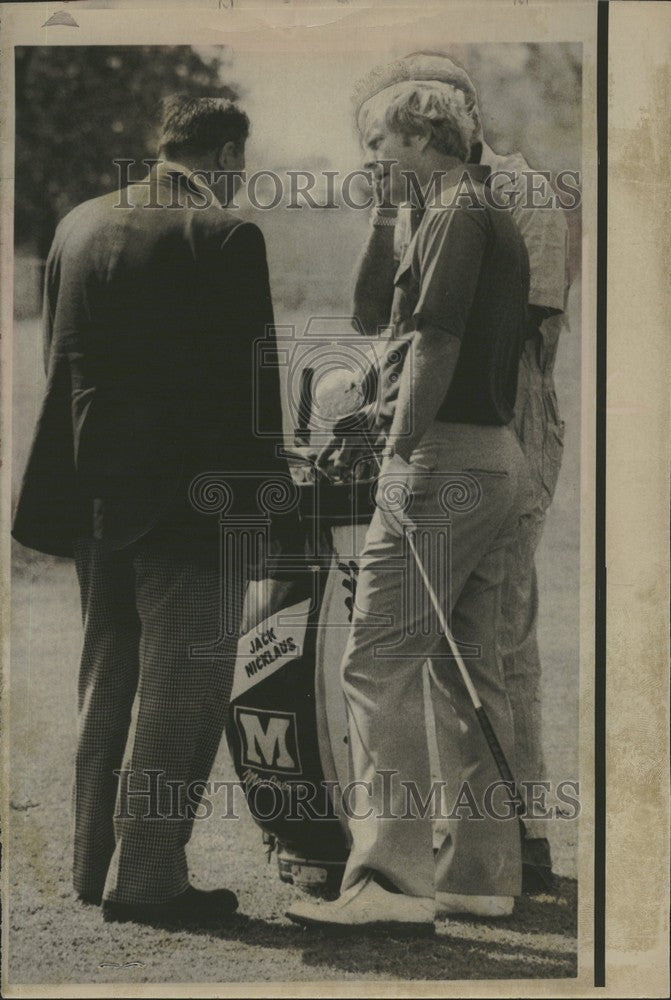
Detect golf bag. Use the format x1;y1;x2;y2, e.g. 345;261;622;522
225;348;379;894
225;488;374;895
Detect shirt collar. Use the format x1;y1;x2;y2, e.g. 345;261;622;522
424;162;492;208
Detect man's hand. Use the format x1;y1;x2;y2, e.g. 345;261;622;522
316;405;385;483
372;170;398;216
373;450;424;535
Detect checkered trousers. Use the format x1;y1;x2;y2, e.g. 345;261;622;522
72;532;245;905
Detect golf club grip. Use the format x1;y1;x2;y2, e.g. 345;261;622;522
475;708;529;831
295;367;314;446
474;705;517;788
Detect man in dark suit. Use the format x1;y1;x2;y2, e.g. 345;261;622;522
13;95;293;926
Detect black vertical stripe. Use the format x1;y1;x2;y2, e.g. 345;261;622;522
595;0;609;987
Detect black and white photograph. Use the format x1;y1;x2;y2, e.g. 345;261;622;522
0;1;668;996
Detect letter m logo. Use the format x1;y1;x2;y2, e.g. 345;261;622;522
234;707;301;774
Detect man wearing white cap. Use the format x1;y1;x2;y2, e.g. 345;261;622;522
349;52;570;892
288;70;531;933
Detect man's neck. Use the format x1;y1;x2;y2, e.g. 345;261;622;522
157;156;221;207
167;152;212;176
410;155;461;207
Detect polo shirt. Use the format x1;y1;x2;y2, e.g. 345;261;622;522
394;146;568;315
386;164;530;427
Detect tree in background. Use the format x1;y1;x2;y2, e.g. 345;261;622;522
15;45;237;257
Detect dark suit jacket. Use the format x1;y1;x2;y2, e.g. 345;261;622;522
12;166;292;561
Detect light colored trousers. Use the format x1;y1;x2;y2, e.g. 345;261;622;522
500;334;565;832
341;421;529;898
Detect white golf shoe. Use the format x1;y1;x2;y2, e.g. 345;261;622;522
286;873;435;935
435;892;515;918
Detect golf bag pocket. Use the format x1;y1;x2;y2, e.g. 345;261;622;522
226;572;349;866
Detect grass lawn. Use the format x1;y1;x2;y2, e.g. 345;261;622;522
6;283;581;984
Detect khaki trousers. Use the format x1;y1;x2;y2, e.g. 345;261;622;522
341;422;529;898
500;335;565;834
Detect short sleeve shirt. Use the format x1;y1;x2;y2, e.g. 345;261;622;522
387;167;531;426
393;148;569;314
484;146;568;315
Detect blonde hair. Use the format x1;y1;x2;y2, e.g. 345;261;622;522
358;80;478;161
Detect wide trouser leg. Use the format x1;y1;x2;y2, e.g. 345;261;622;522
499;507;545;790
102;538;244;905
501;342;565;831
73;538;140;900
341;425;526;898
432;537;521;896
339;510;441;898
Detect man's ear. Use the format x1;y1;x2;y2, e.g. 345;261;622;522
414;126;432;152
217;141;238;170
